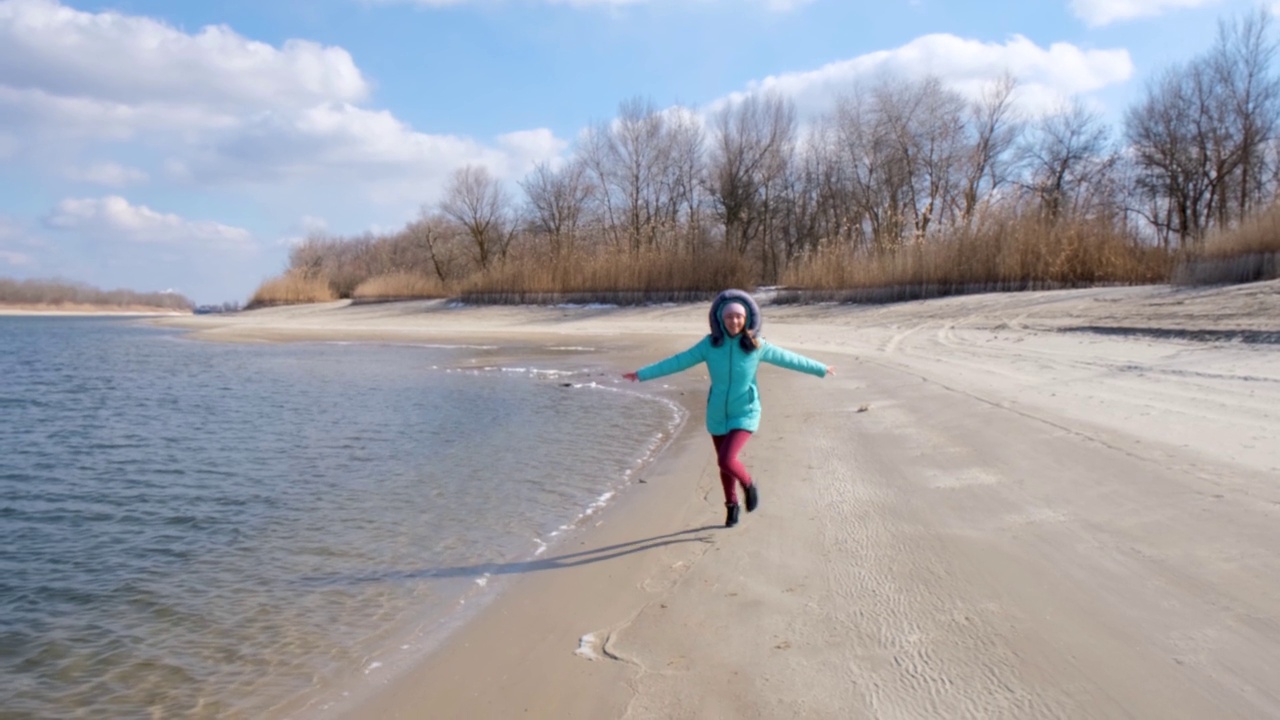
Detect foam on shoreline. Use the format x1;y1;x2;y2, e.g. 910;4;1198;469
258;345;690;720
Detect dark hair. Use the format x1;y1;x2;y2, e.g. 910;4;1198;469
710;323;759;352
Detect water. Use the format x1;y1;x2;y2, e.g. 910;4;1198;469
0;317;681;718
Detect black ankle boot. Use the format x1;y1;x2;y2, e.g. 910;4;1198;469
744;483;759;513
725;502;740;527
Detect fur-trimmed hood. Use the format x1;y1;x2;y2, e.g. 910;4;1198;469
708;289;761;348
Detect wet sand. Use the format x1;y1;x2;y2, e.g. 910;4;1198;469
158;280;1280;719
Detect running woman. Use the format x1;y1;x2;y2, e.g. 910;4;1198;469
623;289;833;527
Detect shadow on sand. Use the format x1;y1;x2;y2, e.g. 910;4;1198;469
299;525;720;588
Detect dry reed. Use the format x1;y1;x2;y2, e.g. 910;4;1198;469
779;215;1171;303
458;246;753;305
1175;202;1280;285
351;272;449;303
247;272;337;308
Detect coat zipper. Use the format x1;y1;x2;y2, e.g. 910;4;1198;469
725;338;733;425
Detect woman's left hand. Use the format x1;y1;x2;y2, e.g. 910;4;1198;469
825;366;835;377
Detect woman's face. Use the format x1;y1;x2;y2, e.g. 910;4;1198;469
722;309;747;337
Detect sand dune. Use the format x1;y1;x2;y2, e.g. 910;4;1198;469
158;280;1280;719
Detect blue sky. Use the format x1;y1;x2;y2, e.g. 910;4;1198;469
0;0;1270;304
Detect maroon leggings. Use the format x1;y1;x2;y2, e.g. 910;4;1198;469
711;429;754;504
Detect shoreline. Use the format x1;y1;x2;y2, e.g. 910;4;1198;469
279;352;699;720
1;304;190;316
160;306;717;719
155;281;1280;719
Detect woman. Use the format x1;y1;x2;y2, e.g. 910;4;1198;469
624;289;833;527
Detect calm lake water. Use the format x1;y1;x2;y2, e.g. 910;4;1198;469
0;316;680;719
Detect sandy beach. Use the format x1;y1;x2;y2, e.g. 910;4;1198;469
157;280;1280;719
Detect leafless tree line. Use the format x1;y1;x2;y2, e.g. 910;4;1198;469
1127;10;1280;247
282;9;1279;298
0;278;193;310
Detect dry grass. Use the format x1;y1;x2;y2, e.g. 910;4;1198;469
247;272;337;308
253;216;1179;307
1175;203;1280;285
458;246;753;305
779;215;1171;303
244;204;1280;307
351;272;449;303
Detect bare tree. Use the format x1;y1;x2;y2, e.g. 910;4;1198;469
579;97;687;252
834;85;908;251
404;213;465;282
829;77;969;250
439;165;514;269
707;93;797;257
1023;100;1115;221
520;159;594;260
959;74;1021;226
876;77;968;241
1128;61;1227;246
661;108;707;252
1126;9;1280;247
1209;9;1280;223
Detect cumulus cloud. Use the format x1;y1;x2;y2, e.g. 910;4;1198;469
0;0;368;108
0;0;567;207
0;0;362;146
496;129;571;174
44;196;254;248
710;33;1133;118
1068;0;1222;26
165;102;563;201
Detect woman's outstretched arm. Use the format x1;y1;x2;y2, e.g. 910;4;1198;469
624;338;709;382
759;342;832;378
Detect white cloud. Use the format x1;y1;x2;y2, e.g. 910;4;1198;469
496;128;571;174
710;33;1133;118
160;102;565;208
66;162;149;187
278;215;332;247
369;0;811;9
298;215;330;234
0;0;368;109
0;0;569;209
44;196;254;248
0;250;32;266
1069;0;1222;26
0;216;38;267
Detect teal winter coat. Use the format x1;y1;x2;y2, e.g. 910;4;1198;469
636;335;827;435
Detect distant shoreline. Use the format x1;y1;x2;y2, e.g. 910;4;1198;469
0;303;191;316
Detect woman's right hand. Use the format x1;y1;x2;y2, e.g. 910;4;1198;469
623;372;639;382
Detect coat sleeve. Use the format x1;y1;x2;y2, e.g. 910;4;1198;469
636;337;708;381
759;342;827;378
